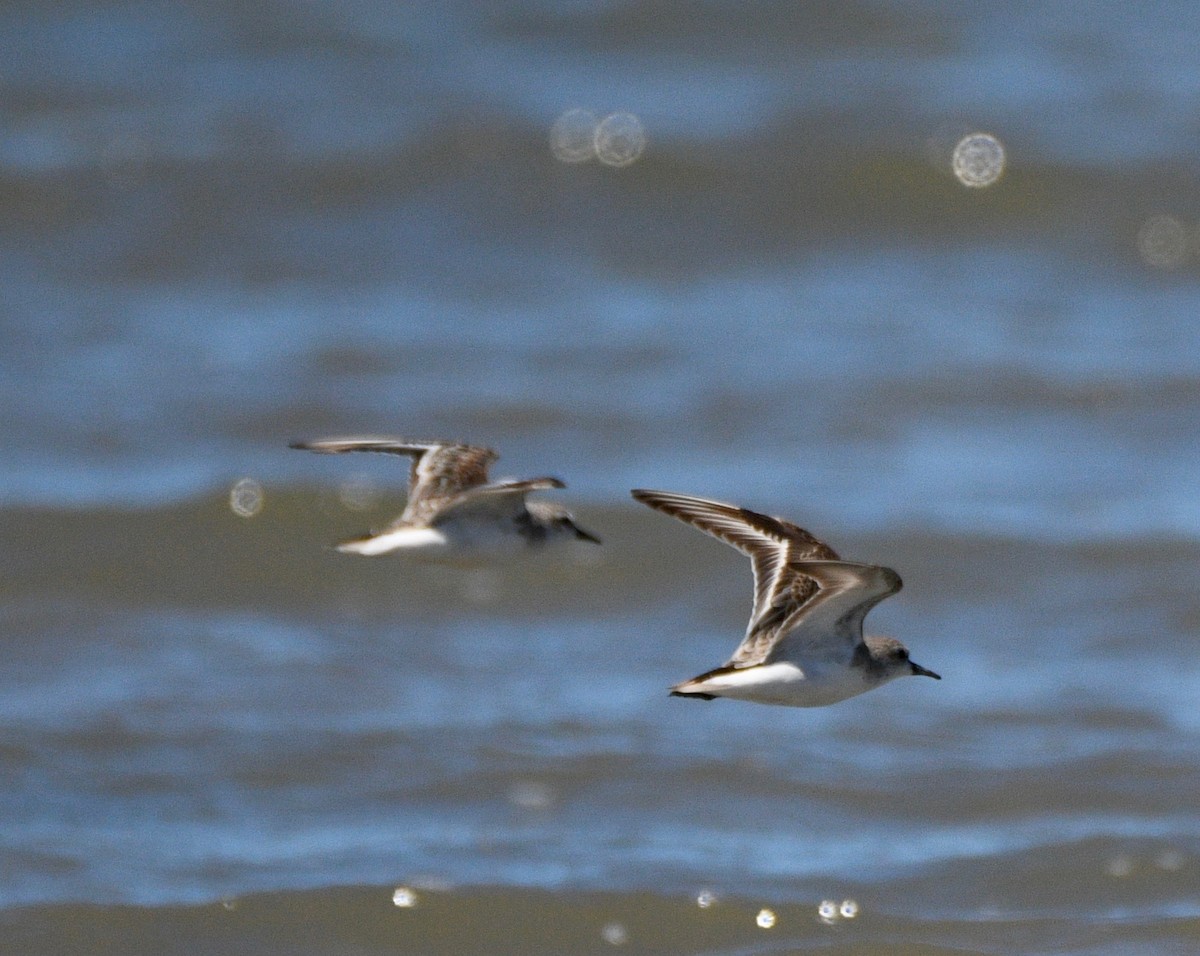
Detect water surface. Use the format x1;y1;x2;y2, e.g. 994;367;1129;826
2;2;1199;953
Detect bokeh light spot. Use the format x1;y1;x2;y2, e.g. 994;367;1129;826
601;922;628;945
1136;214;1189;269
391;886;417;907
550;108;598;163
595;112;646;168
696;890;717;909
839;899;858;919
506;779;556;810
229;478;264;518
1104;855;1134;878
952;132;1005;187
338;474;380;512
1155;849;1185;871
817;899;839;923
755;908;776;929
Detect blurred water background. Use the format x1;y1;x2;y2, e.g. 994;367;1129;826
3;2;1200;953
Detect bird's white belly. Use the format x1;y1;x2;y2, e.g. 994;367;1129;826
701;661;871;708
338;521;540;566
336;527;449;556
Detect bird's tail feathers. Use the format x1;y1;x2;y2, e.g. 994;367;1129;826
669;677;718;701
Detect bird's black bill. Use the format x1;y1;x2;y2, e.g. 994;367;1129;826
911;662;941;680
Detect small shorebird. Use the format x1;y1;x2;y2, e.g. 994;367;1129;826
291;437;600;563
631;489;939;707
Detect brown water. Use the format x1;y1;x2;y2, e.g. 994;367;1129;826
6;886;1200;956
4;497;1200;952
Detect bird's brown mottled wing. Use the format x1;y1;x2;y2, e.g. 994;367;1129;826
765;560;903;664
630;489;840;666
290;437;499;524
431;477;566;524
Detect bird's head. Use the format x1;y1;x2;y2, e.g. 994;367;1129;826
863;635;941;682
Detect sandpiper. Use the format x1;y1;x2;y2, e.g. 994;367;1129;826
291;437;600;564
631;489;939;707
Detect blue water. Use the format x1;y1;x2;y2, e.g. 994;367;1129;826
3;3;1200;952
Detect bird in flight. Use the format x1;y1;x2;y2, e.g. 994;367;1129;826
291;437;600;564
631;489;939;707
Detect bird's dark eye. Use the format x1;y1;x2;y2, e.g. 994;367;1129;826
896;648;909;660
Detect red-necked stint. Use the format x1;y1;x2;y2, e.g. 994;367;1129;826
631;489;939;707
291;437;600;564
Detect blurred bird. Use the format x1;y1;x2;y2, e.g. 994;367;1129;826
291;437;600;564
